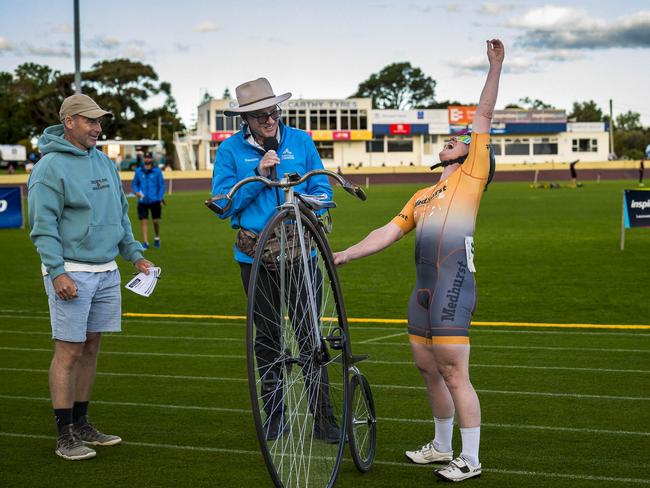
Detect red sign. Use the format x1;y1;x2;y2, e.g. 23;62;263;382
448;106;477;125
211;131;234;141
389;123;411;135
332;131;351;140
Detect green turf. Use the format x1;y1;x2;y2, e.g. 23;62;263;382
1;180;649;487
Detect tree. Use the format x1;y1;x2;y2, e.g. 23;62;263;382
352;62;436;109
0;60;184;160
506;97;554;110
222;87;231;99
615;110;642;131
568;100;603;122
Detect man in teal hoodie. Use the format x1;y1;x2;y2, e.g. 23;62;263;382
28;94;154;461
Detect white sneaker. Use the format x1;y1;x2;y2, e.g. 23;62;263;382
404;441;453;464
434;456;481;482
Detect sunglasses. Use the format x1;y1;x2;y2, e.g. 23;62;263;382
444;134;472;150
248;108;282;123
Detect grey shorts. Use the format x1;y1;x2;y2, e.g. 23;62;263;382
43;270;122;342
407;255;476;346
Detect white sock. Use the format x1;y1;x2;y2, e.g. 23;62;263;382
432;416;454;453
459;426;480;466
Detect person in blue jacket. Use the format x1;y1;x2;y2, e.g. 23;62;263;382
211;77;338;442
132;153;165;249
28;94;154;461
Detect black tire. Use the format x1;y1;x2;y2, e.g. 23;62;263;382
347;371;377;472
246;206;350;488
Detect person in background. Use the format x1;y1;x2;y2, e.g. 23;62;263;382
132;152;166;249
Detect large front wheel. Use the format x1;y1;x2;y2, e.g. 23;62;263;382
246;207;350;488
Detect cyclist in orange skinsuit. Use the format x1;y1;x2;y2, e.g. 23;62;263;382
334;39;504;483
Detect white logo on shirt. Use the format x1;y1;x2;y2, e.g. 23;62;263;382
281;148;295;160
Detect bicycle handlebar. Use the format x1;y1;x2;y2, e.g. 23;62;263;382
205;169;366;215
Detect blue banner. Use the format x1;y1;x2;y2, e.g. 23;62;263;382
0;186;23;229
623;189;650;229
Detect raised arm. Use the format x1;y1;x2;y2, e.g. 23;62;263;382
333;222;403;267
472;39;505;134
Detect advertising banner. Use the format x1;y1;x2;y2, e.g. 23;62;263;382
623;189;650;228
448;106;477;125
0;186;23;229
211;131;234;141
620;189;650;250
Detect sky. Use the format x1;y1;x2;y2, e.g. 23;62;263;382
1;0;649;127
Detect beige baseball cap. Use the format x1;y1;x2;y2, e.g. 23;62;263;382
59;94;113;122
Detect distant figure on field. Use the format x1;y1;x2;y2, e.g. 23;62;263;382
640;159;645;187
569;159;580;188
132;152;166;249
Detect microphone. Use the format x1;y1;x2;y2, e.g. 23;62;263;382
263;137;279;181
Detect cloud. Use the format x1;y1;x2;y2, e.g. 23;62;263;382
508;6;650;49
0;37;15;53
533;49;585;62
409;4;433;14
445;4;462;13
53;23;72;34
25;45;71;58
478;3;515;16
175;43;191;52
87;36;122;51
193;21;219;33
450;55;537;74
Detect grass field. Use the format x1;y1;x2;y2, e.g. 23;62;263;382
1;179;649;487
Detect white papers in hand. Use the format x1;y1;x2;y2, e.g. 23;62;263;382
125;267;161;297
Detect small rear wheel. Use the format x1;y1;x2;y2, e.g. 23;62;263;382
347;371;376;472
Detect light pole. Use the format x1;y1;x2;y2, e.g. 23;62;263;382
73;0;81;93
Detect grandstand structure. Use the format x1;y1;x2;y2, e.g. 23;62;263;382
185;97;609;171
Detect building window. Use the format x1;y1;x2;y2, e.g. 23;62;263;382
365;138;384;153
206;109;210;131
340;109;368;131
504;138;530;155
387;136;413;152
215;111;241;132
209;141;219;165
572;138;598;152
533;137;558;155
490;138;502;156
315;141;334;160
215;111;225;131
282;109;307;130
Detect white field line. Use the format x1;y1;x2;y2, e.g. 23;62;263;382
0;329;242;343
1;344;649;374
0;395;648;438
358;331;406;344
1;326;649;354
1;368;648;402
2;311;650;337
1;431;649;484
0;432;650;485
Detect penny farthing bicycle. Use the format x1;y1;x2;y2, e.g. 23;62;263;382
206;169;377;487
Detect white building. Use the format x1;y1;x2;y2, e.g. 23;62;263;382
188;98;609;171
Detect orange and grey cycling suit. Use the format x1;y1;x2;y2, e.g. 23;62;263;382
391;133;491;345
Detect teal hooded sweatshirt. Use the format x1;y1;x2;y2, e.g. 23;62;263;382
28;125;144;279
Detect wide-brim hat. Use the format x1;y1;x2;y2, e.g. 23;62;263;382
59;94;113;121
224;77;291;116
